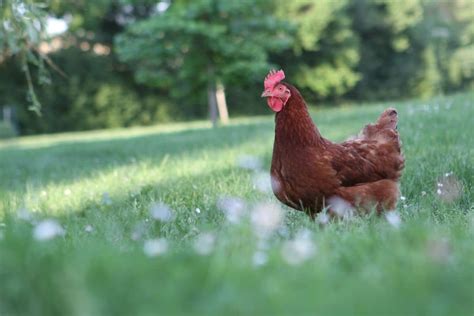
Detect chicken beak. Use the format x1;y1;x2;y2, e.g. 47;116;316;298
261;90;272;97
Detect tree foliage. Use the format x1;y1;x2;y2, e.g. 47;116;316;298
115;0;291;116
273;0;360;101
420;0;474;92
0;48;174;134
349;0;427;99
0;0;50;114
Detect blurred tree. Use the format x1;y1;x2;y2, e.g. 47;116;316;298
272;0;360;102
349;0;429;100
419;0;474;93
0;0;50;114
48;0;158;45
115;0;291;126
1;0;180;134
0;48;176;134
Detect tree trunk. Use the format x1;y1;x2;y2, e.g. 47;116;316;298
216;82;229;125
207;81;218;128
207;65;229;127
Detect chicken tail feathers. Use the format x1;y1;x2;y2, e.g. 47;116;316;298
362;108;399;139
361;107;402;154
376;108;398;130
339;107;404;183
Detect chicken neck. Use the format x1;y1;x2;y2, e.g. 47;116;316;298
274;84;325;148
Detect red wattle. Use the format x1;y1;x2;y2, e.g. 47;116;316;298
267;97;284;112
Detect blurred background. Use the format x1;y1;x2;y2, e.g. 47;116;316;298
0;0;473;136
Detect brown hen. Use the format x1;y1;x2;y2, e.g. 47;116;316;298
261;70;404;217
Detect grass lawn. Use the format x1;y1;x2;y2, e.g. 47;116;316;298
0;92;473;315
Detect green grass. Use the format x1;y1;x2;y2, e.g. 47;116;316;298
1;92;473;316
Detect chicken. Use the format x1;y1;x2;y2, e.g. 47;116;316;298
261;70;404;217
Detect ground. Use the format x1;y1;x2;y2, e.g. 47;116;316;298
0;93;473;315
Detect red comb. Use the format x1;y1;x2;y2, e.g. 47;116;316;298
264;69;285;90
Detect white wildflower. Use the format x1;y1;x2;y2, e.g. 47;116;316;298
236;155;262;171
195;208;201;214
252;172;273;193
143;238;168;257
84;225;94;233
217;196;245;224
400;196;406;201
150;202;174;222
277;225;290;238
385;211;401;229
193;232;216;256
281;229;316;265
327;196;354;219
252;251;268;267
64;188;72;196
317;212;330;226
33;219;65;241
251;202;283;236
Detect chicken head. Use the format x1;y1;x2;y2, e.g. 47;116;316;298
261;70;291;112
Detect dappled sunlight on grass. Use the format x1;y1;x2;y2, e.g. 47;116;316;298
1;134;273;216
0;116;274;151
